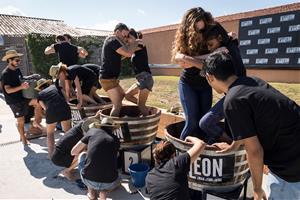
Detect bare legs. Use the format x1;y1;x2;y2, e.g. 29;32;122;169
16;116;29;145
106;86;125;117
125;84;150;116
47;120;71;158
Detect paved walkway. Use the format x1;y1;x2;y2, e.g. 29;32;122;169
0;95;146;200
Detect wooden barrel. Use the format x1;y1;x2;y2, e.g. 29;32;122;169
70;96;112;126
100;105;161;149
165;121;249;192
22;79;38;99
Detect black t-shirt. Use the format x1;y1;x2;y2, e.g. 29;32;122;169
146;153;191;200
224;76;300;182
37;85;69;110
81;128;120;182
54;42;79;67
1;67;25;104
67;65;97;82
53;122;84;165
82;64;100;77
131;46;151;74
100;36;123;79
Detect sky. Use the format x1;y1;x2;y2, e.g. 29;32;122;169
0;0;298;31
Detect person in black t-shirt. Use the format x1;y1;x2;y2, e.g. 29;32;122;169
201;52;300;200
44;35;88;67
124;29;154;116
49;63;99;109
51;122;84;180
33;78;71;158
71;118;120;200
1;50;43;145
100;23;141;117
146;137;205;200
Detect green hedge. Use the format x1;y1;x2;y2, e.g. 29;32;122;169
25;33;105;77
26;33;133;77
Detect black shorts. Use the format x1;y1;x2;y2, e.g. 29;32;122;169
9;99;34;120
51;149;74;168
81;79;97;95
46;105;71;124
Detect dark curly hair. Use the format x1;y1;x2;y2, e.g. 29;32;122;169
153;140;176;164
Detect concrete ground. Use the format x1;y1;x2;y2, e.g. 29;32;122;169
0;94;251;199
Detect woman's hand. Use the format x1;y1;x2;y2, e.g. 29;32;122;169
178;61;193;69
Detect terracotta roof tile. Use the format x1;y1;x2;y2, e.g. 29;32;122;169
0;14;111;37
141;2;300;34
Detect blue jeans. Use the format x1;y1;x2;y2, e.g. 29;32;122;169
179;80;212;140
266;171;300;199
78;153;120;191
199;97;225;144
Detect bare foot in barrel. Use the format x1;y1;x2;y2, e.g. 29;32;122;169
61;169;76;181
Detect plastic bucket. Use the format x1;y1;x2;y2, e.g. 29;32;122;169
128;163;149;188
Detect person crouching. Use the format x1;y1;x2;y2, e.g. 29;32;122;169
34;78;71;158
71;118;120;200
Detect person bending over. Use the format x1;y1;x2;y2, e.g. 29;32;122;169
51;122;84;180
71;118;120;200
49;63;99;108
202;52;300;200
34;78;71;157
146;137;205;200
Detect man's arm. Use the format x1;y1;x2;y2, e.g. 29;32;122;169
244;136;266;200
44;44;56;55
71;141;87;156
185;136;206;163
78;46;88;58
4;82;28;94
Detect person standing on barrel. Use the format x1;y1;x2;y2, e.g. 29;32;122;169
1;50;43;145
146;137;205;200
99;23;141;117
125;29;153;116
202;52;300;200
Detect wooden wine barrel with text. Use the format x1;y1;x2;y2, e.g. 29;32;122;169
165;121;249;192
70;96;112;126
100;105;161;149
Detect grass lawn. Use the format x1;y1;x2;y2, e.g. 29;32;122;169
98;76;300;110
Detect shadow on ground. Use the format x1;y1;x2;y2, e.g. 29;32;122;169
23;143;86;196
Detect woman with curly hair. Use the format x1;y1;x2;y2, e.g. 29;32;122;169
172;7;215;140
172;7;245;141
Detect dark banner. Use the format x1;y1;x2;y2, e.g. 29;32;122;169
238;10;300;69
189;154;235;183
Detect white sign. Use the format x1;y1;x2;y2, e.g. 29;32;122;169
241;20;253;27
248;29;260;36
265;48;278;54
280;14;295;22
257;38;270;44
267;27;281;34
256;58;268;64
275;58;290;64
242;59;250;64
278;36;292;43
289;25;300;32
247;49;258;55
298;58;300;64
286;47;300;54
259;17;272;24
240;40;251;46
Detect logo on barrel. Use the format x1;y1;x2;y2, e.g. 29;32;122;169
189;155;235;183
113;123;131;142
